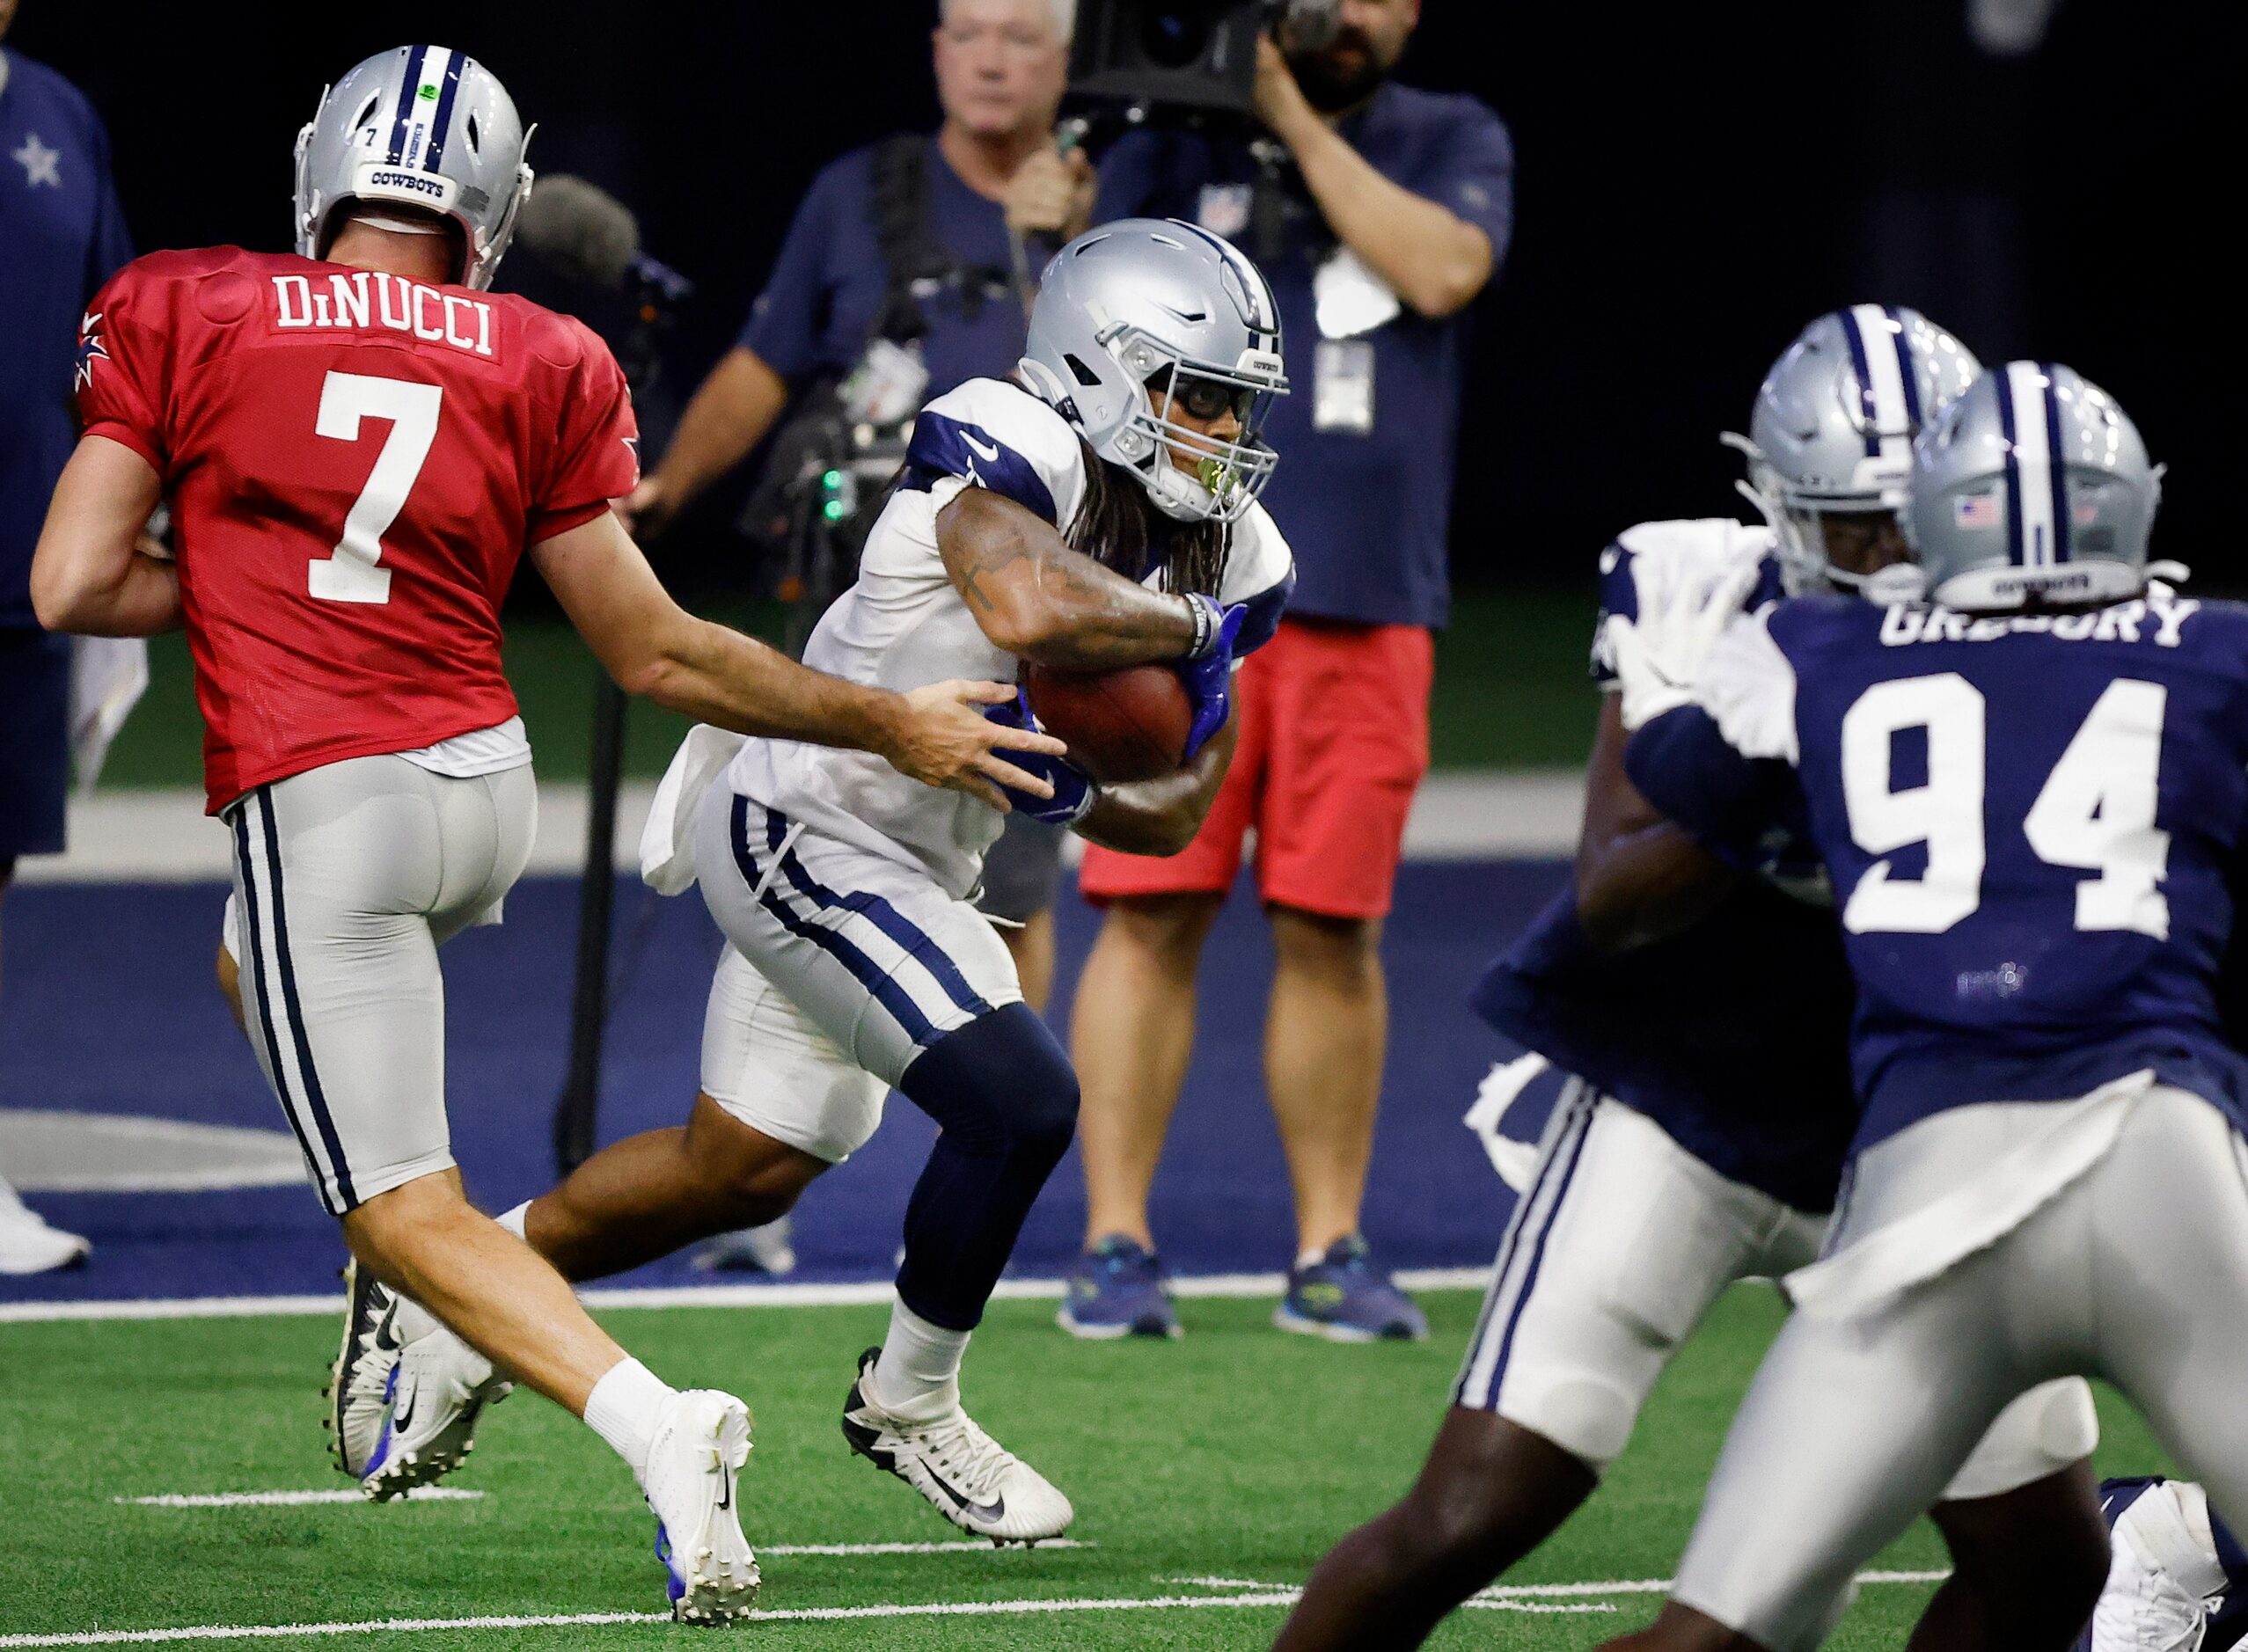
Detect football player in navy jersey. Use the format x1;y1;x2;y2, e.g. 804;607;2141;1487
1275;311;2110;1652
1588;363;2248;1652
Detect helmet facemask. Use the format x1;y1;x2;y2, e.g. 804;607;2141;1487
1731;306;1984;600
1106;326;1285;524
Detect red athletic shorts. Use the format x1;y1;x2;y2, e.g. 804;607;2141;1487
1078;618;1433;920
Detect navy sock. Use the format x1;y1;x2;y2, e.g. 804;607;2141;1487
894;1003;1079;1331
2218;1496;2248;1583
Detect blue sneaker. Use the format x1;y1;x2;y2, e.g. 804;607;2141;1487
1276;1237;1428;1342
1058;1236;1180;1340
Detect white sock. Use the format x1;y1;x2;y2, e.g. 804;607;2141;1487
870;1300;970;1420
494;1202;531;1243
388;1294;443;1343
583;1357;677;1485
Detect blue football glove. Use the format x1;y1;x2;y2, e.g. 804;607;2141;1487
1178;599;1248;760
983;691;1098;824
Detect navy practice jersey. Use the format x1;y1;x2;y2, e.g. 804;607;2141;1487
1473;521;1858;1212
0;48;134;627
1629;589;2248;1153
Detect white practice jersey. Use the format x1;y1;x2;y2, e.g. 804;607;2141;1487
726;377;1297;898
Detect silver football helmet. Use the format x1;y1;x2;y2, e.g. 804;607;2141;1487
1726;304;1982;594
1904;362;2164;612
1018;218;1286;524
293;46;534;290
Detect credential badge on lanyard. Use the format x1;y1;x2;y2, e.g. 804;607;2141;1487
1312;248;1400;435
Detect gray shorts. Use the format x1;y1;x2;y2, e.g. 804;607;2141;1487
1672;1085;2248;1650
1454;1091;2092;1493
977;811;1065;925
224;756;535;1215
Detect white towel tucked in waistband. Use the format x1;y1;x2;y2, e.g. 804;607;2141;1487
1784;1069;2156;1320
639;725;748;895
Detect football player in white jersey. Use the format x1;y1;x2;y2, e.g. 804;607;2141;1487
330;220;1297;1546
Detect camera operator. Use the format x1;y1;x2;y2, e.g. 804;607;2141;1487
626;0;1096;1012
1062;0;1513;1341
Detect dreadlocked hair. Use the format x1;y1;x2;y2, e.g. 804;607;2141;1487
1065;435;1232;600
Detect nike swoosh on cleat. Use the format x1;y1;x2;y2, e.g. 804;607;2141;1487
391;1379;419;1435
925;1470;1005;1525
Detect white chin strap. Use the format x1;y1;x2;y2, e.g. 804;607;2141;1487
353;213;450;238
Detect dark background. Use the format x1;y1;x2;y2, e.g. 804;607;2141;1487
15;0;2243;597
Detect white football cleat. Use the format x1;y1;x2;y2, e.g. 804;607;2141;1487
358;1311;511;1502
2089;1480;2228;1652
326;1260;402;1477
0;1179;90;1276
839;1348;1074;1546
644;1389;760;1624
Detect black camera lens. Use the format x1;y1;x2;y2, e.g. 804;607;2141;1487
1139;8;1212;68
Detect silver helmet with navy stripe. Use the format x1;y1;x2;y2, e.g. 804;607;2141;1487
1904;362;2161;613
292;46;534;291
1017;218;1286;524
1729;304;1982;594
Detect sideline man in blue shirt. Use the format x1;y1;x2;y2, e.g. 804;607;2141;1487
626;0;1096;1018
0;0;130;1274
1065;0;1514;1341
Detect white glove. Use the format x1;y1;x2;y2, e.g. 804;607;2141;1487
1603;550;1767;731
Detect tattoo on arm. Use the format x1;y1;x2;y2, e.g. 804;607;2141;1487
958;532;1032;613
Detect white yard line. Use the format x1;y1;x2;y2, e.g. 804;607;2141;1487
0;1569;1955;1648
112;1501;1086;1563
1178;1575;1616;1615
116;1490;482;1509
0;1268;1490;1325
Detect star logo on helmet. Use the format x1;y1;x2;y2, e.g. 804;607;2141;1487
75;313;110;391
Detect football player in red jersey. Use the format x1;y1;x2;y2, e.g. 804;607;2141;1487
27;45;1062;1624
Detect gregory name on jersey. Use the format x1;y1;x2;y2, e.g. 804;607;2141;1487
271;270;494;358
1878;594;2197;649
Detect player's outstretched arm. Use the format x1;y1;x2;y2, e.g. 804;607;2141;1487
30;435;180;638
1573;695;1738;953
937;487;1203;671
531;510;1065;809
1074;706;1241;857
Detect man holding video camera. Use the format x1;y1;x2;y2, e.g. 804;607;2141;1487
625;0;1096;1013
1064;0;1513;1342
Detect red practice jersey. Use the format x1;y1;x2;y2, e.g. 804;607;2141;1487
76;247;640;812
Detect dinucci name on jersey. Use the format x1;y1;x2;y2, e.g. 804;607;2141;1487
1878;595;2198;649
271;269;494;358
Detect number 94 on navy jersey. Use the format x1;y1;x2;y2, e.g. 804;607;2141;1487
1626;588;2248;1156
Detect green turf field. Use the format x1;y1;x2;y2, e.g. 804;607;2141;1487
0;1286;2171;1649
91;587;1603;791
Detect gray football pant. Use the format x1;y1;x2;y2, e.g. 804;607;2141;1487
1672;1085;2248;1651
226;756;536;1215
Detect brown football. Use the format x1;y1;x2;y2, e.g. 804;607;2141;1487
1022;662;1194;785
